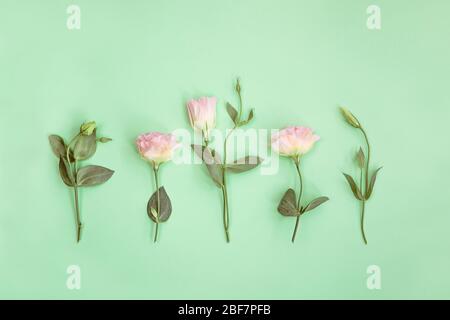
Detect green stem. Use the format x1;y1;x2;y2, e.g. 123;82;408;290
237;86;243;121
218;79;243;243
359;167;363;192
360;128;371;193
222;127;236;244
221;184;230;243
359;167;367;244
361;200;368;245
74;185;82;243
153;165;160;243
66;135;83;243
292;159;303;243
359;128;370;245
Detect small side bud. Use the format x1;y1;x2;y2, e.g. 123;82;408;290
340;107;361;128
356;147;365;169
98;137;112;143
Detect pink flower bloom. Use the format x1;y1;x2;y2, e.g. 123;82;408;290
271;126;320;157
186;97;217;140
136;132;180;166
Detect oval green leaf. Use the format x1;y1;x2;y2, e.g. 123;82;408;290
302;196;329;214
147;186;172;222
49;135;66;158
226;102;238;124
77;165;114;187
58;157;74;187
228;156;263;173
277;188;299;216
73;130;97;160
191;144;223;187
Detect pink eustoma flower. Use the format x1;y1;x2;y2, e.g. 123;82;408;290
186;96;217;141
271;126;320;158
136;132;180;167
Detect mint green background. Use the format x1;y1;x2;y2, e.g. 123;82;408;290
1;0;449;299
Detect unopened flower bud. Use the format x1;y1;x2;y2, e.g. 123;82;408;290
340;107;360;128
80;121;97;136
235;78;241;93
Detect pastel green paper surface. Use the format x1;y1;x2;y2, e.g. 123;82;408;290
1;0;449;299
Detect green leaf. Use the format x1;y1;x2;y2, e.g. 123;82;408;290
98;137;112;143
77;165;114;186
238;109;254;126
277;188;299;216
49;135;66;158
58;157;74;187
191;144;221;164
73;130;97;160
302;197;329;213
147;186;172;222
343;173;363;200
226;102;238;124
227;156;263;173
191;144;223;187
246;109;254;123
356;147;365;169
365;167;382;199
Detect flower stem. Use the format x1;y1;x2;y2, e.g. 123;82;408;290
292;159;303;243
360;127;370;245
221;183;230;243
222;130;235;244
153;165;160;243
360;128;371;194
361;200;368;245
218;79;243;243
73;185;82;243
66;135;83;243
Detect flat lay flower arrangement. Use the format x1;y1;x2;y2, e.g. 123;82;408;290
49;121;114;243
187;79;263;242
47;84;380;246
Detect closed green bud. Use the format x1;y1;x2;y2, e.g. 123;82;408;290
80;121;96;136
340;107;360;128
235;78;241;93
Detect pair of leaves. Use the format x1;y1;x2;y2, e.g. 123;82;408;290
49;132;112;162
49;132;96;161
343;167;382;201
192;145;263;187
147;187;172;223
58;158;114;187
277;188;329;216
226;102;254;127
